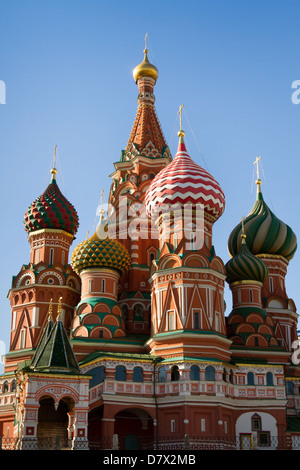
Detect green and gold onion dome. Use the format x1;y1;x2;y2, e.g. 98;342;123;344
228;179;297;262
71;218;130;275
225;232;268;284
133;48;158;83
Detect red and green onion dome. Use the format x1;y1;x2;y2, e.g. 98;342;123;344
225;234;268;284
145;132;225;223
71;218;131;275
228;180;297;261
24;168;79;236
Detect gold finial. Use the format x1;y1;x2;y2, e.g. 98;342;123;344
51;145;58;180
86;230;89;240
241;216;246;243
253;156;261;185
56;297;62;321
48;298;53;320
99;189;105;219
144;32;148;52
177;104;185;137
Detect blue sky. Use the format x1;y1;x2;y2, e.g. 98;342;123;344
0;0;299;368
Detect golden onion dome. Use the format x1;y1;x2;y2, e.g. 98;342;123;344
71;219;130;275
133;49;158;83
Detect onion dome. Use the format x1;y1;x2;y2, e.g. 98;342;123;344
228;179;297;261
225;232;268;284
133;48;158;83
145;126;225;223
71;217;130;275
24;164;79;236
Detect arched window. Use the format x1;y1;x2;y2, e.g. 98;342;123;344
251;413;262;431
133;367;143;382
171;365;180;381
158;366;166;382
115;365;126;381
133;304;144;321
286;381;294;395
89;366;106;388
99;330;104;338
247;372;255;385
122;304;129;321
205;366;215;381
11;380;16;392
266;372;274;386
190;365;200;381
3;381;9;393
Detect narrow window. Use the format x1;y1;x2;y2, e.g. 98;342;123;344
168;311;174;331
201;418;205;432
266;372;274;386
61;250;65;265
269;277;273;292
49;248;54;266
20;329;26;349
35;249;40;264
190;365;200;380
173;232;178;248
247;372;255;385
194;311;200;329
171;365;180;381
12;311;17;330
249;289;253;302
171;419;175;432
88;279;92;293
102;279;105;293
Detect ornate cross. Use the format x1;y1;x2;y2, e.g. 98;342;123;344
53;145;57;169
178;104;184;131
253;156;261;180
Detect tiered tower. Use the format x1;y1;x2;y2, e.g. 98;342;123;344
145;111;231;361
108;43;172;336
225;225;289;364
5;150;81;373
227;162;298;353
70;212;133;361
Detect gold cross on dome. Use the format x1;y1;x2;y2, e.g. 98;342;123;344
178;104;184;132
144;33;148;52
99;189;105;218
53;145;57;169
253;156;261;180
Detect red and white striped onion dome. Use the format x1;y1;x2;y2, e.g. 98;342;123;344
145;133;225;223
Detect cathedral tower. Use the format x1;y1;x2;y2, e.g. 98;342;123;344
227;162;298;353
108;41;172;336
145;112;231;361
5;150;81;373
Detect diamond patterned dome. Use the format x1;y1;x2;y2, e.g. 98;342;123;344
71;224;130;275
24;173;79;236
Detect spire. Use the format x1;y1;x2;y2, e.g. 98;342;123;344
125;39;169;158
29;298;81;375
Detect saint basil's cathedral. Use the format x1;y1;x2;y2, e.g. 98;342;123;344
0;44;299;451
